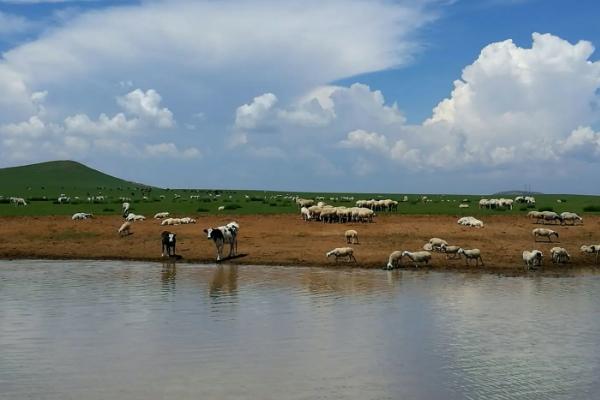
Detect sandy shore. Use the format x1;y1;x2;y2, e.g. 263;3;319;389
0;214;599;274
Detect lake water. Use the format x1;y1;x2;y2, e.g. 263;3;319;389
0;260;599;400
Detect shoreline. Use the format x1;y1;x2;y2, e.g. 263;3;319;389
1;214;599;276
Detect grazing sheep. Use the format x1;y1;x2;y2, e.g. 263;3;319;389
532;228;559;242
10;197;27;206
523;250;543;269
300;207;312;221
550;247;570;264
204;221;239;261
440;244;461;259
71;212;93;220
344;230;359;244
161;231;176;257
428;238;448;251
118;221;132;237
400;251;432;268
457;248;484;267
580;245;600;264
539;211;562;225
325;247;356;263
154;212;170;219
385;250;403;270
217;206;225;211
560;212;583;225
459;203;470;208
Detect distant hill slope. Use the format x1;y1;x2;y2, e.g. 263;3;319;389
0;160;152;196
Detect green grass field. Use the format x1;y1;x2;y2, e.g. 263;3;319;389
1;161;599;217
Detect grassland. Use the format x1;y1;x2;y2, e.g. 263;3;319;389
1;160;600;217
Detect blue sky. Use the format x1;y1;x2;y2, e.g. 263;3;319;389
1;0;600;194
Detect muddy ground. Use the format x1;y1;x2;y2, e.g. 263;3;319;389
0;214;598;275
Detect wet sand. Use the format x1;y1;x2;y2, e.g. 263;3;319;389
0;214;598;274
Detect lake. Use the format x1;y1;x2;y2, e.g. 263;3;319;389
1;260;599;399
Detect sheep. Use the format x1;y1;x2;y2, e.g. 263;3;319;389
161;231;176;257
217;206;225;211
154;212;170;219
300;207;312;221
528;211;543;220
385;251;403;270
539;211;562;225
325;247;356;263
122;202;130;217
560;212;583;225
457;248;484;267
523;250;543;269
550;247;570;264
204;221;239;261
440;244;461;259
428;238;448;251
344;229;359;244
459;203;470;208
126;213;146;221
179;217;196;224
457;216;484;227
10;197;27;206
423;243;434;251
580;245;600;264
118;221;132;237
532;228;559;242
400;251;432;268
71;212;93;220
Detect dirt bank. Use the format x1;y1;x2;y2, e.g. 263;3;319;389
1;214;599;274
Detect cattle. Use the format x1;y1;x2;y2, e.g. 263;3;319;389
161;231;177;257
203;221;239;261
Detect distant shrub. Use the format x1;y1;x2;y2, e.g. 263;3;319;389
27;197;47;201
248;196;263;202
0;199;10;204
538;207;554;212
196;207;209;212
519;206;529;212
224;204;241;210
269;202;278;207
103;208;115;212
559;199;568;203
583;205;600;212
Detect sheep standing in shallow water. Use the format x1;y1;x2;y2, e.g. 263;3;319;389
523;250;543;269
386;251;403;270
457;248;484;267
532;228;559;242
326;247;356;263
344;230;359;244
400;251;431;268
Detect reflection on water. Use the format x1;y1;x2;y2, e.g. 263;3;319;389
0;260;599;400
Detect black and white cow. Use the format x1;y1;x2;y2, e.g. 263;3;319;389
161;231;177;257
203;221;239;261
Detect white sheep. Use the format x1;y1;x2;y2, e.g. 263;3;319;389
217;206;225;211
344;229;359;244
300;207;312;221
440;244;461;259
457;248;484;267
126;213;146;221
532;228;559;242
457;216;484;228
161;217;181;226
580;244;600;264
154;212;170;219
523;250;543;269
400;251;432;268
428;238;448;251
326;247;356;263
459;203;469;208
71;212;93;220
550;247;570;264
560;212;583;225
118;221;132;236
385;250;403;270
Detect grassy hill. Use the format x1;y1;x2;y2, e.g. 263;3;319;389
0;160;151;197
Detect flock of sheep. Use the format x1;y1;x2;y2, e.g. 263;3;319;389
314;197;598;270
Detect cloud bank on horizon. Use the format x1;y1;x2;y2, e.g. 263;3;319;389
0;0;599;193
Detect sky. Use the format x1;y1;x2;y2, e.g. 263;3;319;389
1;0;600;194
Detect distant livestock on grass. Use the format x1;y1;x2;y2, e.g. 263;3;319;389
72;212;93;220
10;197;27;206
154;212;170;219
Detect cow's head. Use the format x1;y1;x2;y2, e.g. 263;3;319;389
203;228;213;239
